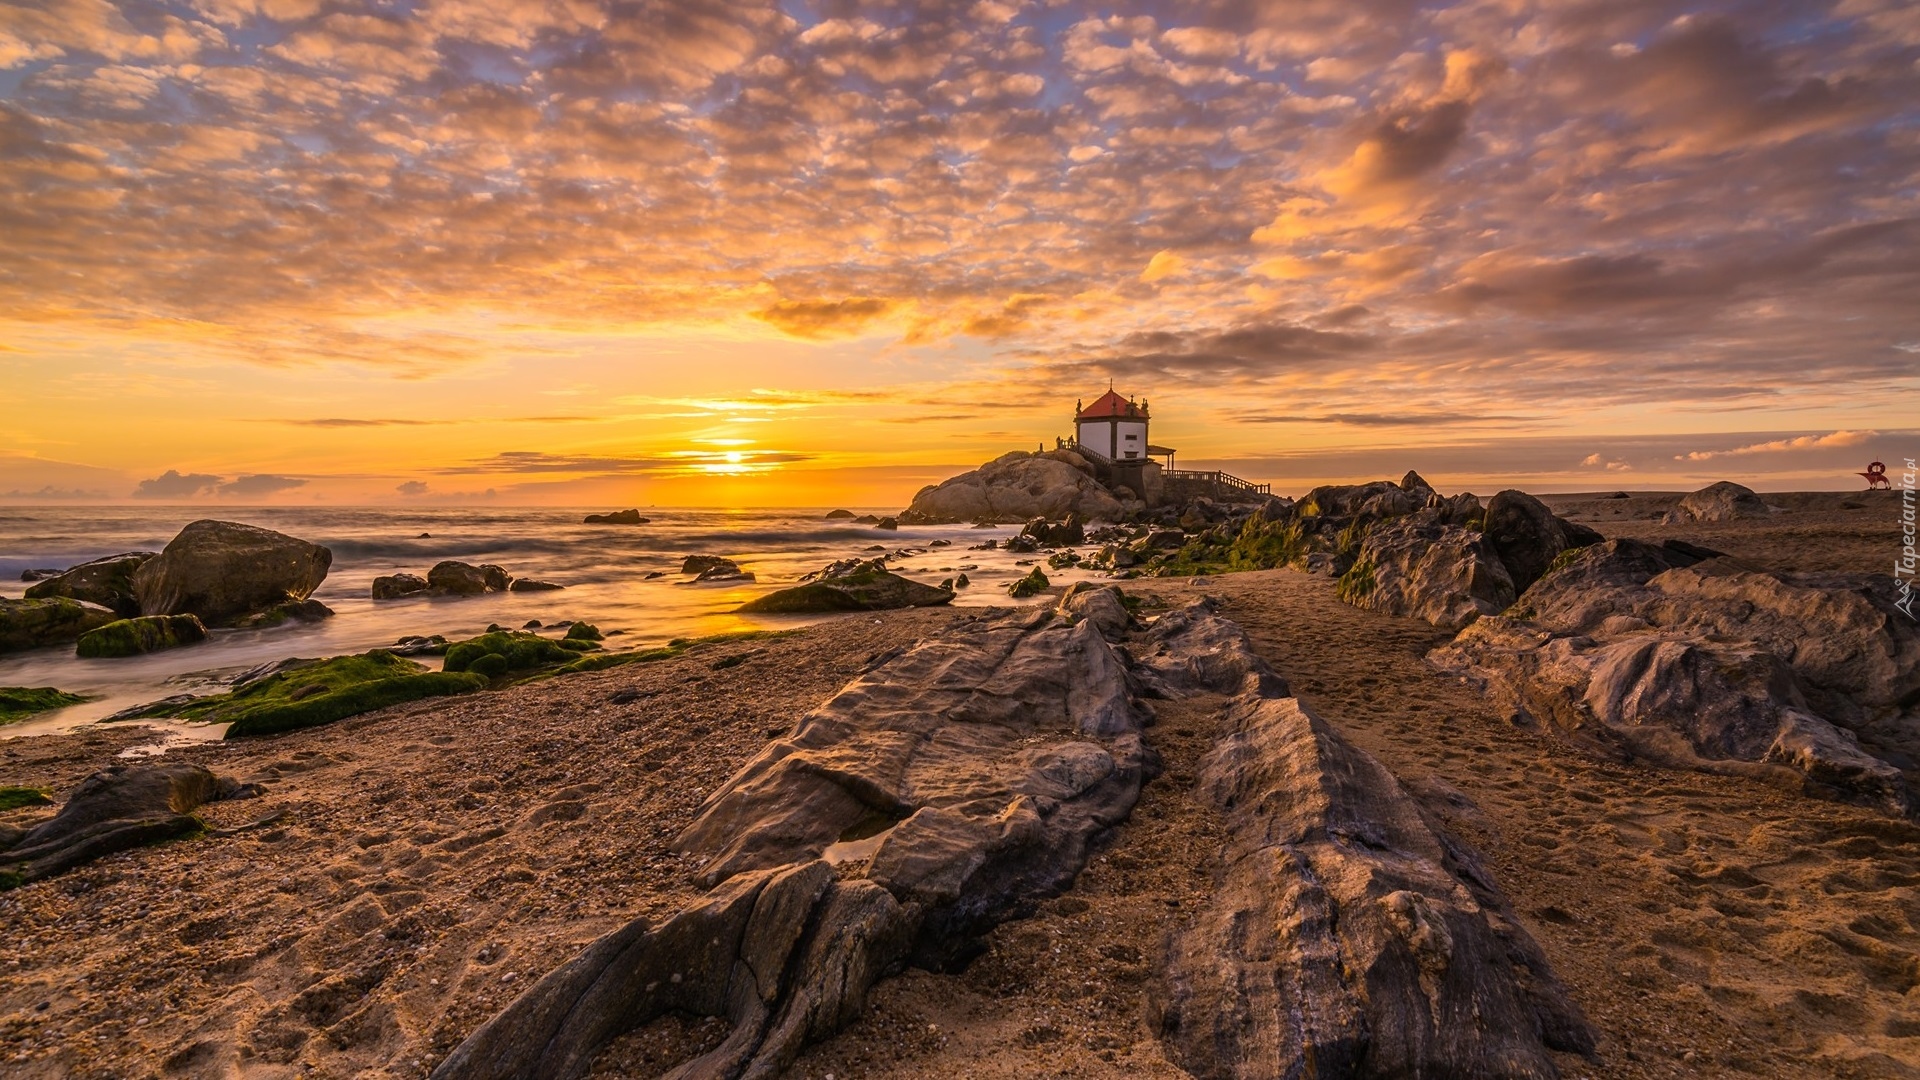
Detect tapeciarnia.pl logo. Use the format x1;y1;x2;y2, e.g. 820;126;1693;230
1898;457;1916;620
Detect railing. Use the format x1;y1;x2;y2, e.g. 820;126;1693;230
1166;469;1271;495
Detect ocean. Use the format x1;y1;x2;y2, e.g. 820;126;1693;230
0;506;1101;748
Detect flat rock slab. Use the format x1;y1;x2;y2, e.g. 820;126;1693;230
1;764;248;886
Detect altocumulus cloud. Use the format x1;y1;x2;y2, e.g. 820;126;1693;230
0;0;1914;424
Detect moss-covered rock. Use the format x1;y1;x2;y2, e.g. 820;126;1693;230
442;631;596;677
110;651;487;738
0;687;90;726
132;519;332;627
0;597;119;653
564;622;603;642
75;615;208;659
1007;567;1050;598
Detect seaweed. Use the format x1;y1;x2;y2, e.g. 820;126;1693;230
0;687;90;726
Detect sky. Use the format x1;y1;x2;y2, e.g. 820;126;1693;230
1;0;1915;506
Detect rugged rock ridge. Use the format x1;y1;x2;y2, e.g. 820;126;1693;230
1141;603;1596;1079
1340;490;1601;630
1431;539;1920;816
434;602;1590;1080
433;606;1153;1079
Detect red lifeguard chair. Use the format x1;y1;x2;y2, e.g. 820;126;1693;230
1860;461;1891;490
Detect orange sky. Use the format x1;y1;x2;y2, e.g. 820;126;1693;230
2;0;1914;505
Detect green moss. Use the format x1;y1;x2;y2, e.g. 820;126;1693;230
468;653;509;678
0;687;90;726
1545;545;1593;576
1335;519;1371;559
441;631;589;675
1335;558;1377;603
1007;567;1050;598
545;629;802;678
114;651;486;738
1224;519;1309;571
0;869;21;892
565;622;603;642
0;785;53;811
76;614;207;659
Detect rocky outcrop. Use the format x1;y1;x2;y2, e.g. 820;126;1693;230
23;552;156;617
0;764;253;887
1484;490;1603;593
1432;540;1920;816
508;578;564;592
434;607;1153;1080
132;520;332;628
1126;604;1596;1078
75;615;208;659
0;597;119;653
583;509;648;525
372;572;429;599
904;451;1127;524
1007;567;1049;598
1340;516;1517;630
1157;695;1596;1077
683;555;740;576
1665;481;1773;523
737;559;951;613
824;509;856;519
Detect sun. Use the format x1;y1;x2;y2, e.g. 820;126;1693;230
725;451;745;465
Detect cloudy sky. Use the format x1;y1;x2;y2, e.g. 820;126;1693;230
1;0;1914;504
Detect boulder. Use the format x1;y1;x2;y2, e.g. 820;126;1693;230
904;451;1127;524
132;520;331;628
582;509;648;525
1432;540;1920;816
0;597;119;653
1007;567;1049;598
75;615;208;659
427;560;492;596
1399;468;1432;492
480;564;512;591
23;552;157;617
372;572;429;599
19;569;61;582
825;509;856;519
682;555;739;575
1020;514;1085;547
1298;479;1423;520
1483;489;1603;593
508;578;564;592
738;560;952;613
1667;480;1773;523
1338;515;1517;630
875;516;900;530
0;764;252;887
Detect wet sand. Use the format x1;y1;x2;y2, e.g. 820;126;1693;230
2;490;1915;1078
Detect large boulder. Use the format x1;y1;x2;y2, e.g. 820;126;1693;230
0;597;119;653
1338;515;1516;630
75;615;208;659
737;559;951;613
1432;540;1920;816
427;561;493;596
23;552;157;617
371;572;429;599
1667;480;1773;523
1483;489;1604;593
904;451;1126;524
1298;479;1427;520
132;521;331;628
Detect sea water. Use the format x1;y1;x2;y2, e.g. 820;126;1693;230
0;506;1111;745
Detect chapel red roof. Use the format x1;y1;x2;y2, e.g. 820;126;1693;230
1077;389;1148;420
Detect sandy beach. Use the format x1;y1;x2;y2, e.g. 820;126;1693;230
2;489;1915;1079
